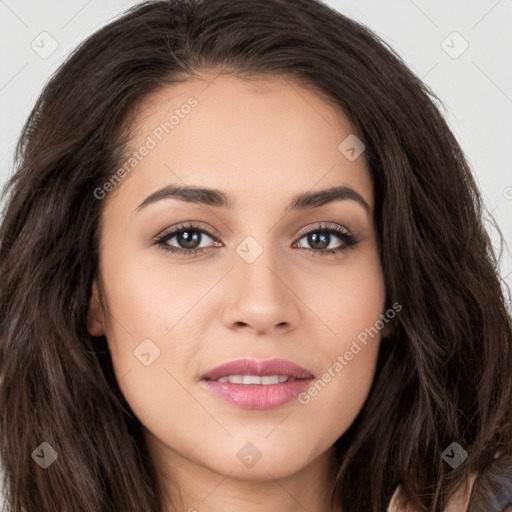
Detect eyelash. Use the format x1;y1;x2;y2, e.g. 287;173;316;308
153;222;359;257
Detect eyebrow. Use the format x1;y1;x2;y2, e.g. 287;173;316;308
135;184;371;214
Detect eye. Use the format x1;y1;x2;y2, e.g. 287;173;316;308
153;222;359;257
293;223;359;256
153;223;221;256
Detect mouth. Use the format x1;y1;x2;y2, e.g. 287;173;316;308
200;357;315;410
208;374;299;384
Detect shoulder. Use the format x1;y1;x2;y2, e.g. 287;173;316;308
387;472;477;512
387;452;512;512
467;452;512;512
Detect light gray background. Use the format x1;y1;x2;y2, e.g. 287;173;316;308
1;1;511;284
0;0;511;505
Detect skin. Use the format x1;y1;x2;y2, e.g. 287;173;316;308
88;74;390;512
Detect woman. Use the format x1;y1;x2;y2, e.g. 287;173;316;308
0;0;511;511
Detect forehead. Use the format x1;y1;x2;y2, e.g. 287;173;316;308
103;74;373;214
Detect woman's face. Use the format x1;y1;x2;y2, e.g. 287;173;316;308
88;74;388;486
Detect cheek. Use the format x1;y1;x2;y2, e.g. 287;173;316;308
100;247;201;342
294;253;386;431
98;251;212;422
296;317;384;454
305;251;386;342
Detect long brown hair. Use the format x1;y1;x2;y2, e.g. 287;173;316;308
1;1;511;511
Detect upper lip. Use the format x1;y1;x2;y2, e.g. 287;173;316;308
201;357;315;381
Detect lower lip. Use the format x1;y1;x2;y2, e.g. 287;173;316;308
200;378;314;410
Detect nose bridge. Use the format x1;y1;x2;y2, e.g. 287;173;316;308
221;233;300;333
234;233;286;303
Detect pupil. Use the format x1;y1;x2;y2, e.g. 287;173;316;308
309;232;329;249
178;230;201;249
175;231;331;250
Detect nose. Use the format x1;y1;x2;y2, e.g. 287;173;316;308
221;241;301;336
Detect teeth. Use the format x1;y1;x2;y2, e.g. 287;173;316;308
215;374;291;384
244;375;261;385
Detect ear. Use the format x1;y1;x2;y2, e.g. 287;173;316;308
87;278;106;337
382;321;393;339
380;300;402;339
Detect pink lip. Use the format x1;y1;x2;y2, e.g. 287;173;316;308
200;357;315;410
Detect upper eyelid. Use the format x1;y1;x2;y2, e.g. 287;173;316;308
156;222;353;246
155;223;220;244
294;223;352;238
